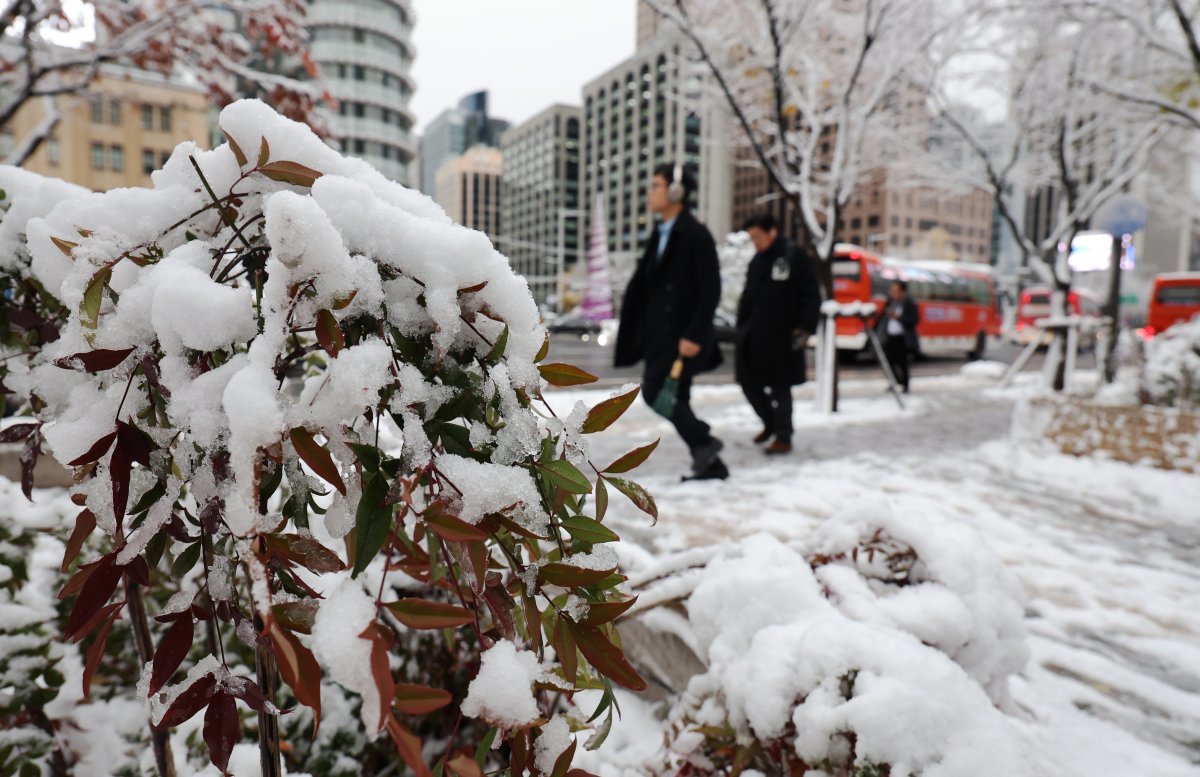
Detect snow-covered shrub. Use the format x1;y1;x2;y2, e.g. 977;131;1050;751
0;100;657;775
717;231;755;319
1140;316;1200;409
638;508;1032;775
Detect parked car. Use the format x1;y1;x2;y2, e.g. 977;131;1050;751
544;309;601;336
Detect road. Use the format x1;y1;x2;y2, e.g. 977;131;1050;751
545;333;1091;389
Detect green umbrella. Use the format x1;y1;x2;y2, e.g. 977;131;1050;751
651;358;685;418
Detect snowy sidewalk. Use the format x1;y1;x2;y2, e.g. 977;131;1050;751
549;373;1200;775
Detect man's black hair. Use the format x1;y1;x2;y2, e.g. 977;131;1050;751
891;279;909;292
742;213;780;233
652;162;697;205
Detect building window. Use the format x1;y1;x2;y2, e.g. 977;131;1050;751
142;149;156;174
91;142;105;170
47;136;60;165
110;100;122;125
354;65;365;81
160;151;170;168
90;96;104;123
110;144;124;171
160;107;172;132
141;104;154;130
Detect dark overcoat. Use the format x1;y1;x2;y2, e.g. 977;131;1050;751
876;296;921;353
735;236;823;386
614;210;722;380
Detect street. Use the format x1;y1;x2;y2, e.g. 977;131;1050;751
546;332;1075;389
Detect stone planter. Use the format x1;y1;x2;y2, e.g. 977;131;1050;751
1015;397;1200;473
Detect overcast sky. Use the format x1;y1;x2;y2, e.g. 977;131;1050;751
409;1;636;135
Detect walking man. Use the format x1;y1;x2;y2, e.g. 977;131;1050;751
879;280;919;393
736;213;822;454
615;163;727;480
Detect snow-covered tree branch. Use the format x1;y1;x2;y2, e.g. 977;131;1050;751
0;0;327;165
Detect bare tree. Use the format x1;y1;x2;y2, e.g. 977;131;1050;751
931;1;1167;390
640;0;960;410
0;0;325;165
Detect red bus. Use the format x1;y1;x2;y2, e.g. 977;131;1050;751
1140;272;1200;340
830;244;1002;359
1012;286;1102;347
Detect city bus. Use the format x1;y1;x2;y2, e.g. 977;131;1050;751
1140;272;1200;339
830;244;1002;359
1012;286;1103;348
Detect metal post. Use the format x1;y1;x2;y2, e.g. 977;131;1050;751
1064;320;1078;392
866;323;905;409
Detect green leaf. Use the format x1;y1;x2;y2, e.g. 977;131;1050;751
594;477;609;522
345;441;381;473
538;562;617;588
223;130;248;167
386;598;474;629
603;439;659;474
584;708;613;751
474;728;498;765
353;472;391;577
538;362;598;387
581;386;640;434
424;507;487;542
259;160;322;187
540;459;591;495
80;266;112;334
289;427;346;496
607;477;657;519
171;542;202;578
560;515;619;545
485;325;508;364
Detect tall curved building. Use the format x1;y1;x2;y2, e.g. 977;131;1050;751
306;0;417;185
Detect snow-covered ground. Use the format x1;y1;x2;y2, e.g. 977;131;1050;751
547;370;1200;775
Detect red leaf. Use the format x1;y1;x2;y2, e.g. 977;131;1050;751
83;612;116;698
607;477;658;520
315;309;344;358
0;422;38;443
289;427;346;496
53;347;136;373
67;430;116;467
424;510;487;543
226;676;271;713
62;509;96;572
538;563;617;589
466;540;488;594
69;600;124;645
386;716;432;777
552;617;578;686
392;683;452;716
117;420;153;466
204;691;239;774
269;621;322;733
569;623;647;692
267;533;346;574
109;436;132;529
125;555;151;587
156;673;218;729
551;737;578;777
150;615;195;696
360;622;395;734
259;160;323;187
271;600;318;635
603;439;660;474
447;753;485;777
581;386;640;434
64;555;121;641
537;363;598;387
386;599;474;630
577;597;638;627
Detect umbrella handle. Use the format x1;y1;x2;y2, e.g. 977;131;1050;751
669;358;684;380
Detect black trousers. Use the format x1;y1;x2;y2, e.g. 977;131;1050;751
740;379;793;441
642;367;714;452
884;336;910;391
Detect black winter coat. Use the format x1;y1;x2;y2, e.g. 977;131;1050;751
876;296;921;352
735;236;823;386
614;210;722;380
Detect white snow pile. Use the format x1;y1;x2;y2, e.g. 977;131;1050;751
959;359;1008;380
2;98;548;542
0;165;88;273
822;299;878;317
460;639;550;728
717;230;756;317
602;499;1036;775
1140;315;1200;408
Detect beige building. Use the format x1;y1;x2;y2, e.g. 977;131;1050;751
434;145;503;242
1;65;210;191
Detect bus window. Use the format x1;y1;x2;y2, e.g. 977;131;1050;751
832;259;861;280
1158;286;1200;305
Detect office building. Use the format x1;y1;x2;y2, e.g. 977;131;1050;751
307;0;416;184
419;91;510;196
434;145;503;242
499;104;582;306
580;34;733;284
0;65;209;190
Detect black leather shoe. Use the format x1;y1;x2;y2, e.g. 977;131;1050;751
683;456;729;481
690;438;725;474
